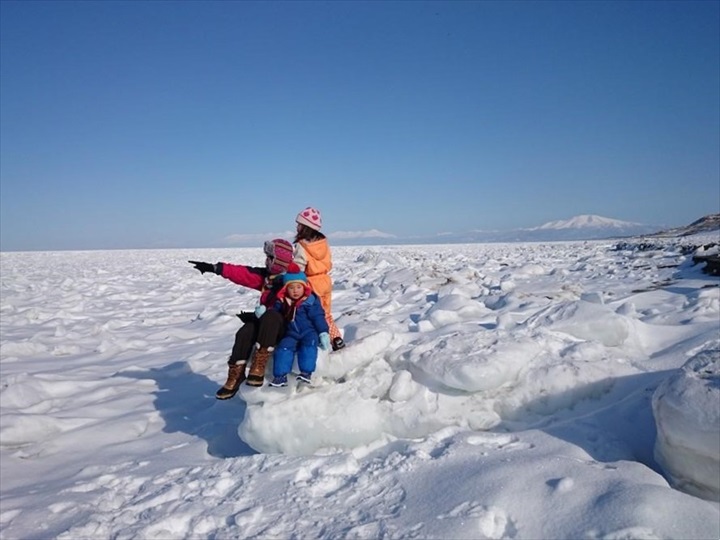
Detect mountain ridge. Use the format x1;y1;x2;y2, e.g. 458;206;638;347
530;214;645;231
647;214;720;238
332;214;719;246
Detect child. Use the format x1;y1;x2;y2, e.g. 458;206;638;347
188;238;294;397
293;206;345;351
268;264;330;387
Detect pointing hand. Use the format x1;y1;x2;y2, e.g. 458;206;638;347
188;260;216;275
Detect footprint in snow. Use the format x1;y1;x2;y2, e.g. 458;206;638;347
438;501;518;539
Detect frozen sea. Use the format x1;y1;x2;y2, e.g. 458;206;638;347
1;236;719;539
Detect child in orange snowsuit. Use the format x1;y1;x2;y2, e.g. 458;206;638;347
292;207;345;351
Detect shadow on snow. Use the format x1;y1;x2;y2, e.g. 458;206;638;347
496;369;678;476
117;361;256;459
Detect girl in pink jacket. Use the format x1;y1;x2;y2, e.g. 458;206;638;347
189;238;294;397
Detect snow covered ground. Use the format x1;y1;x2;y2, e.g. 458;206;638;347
1;236;719;539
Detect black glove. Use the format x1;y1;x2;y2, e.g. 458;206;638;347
237;311;257;323
188;260;218;275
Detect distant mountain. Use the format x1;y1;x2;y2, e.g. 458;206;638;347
509;214;660;241
530;214;645;231
407;215;659;244
332;214;718;246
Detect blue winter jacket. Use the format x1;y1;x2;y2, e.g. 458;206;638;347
272;289;329;339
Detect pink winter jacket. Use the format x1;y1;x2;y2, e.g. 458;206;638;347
219;263;283;307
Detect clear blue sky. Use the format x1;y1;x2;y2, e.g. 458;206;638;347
1;0;718;251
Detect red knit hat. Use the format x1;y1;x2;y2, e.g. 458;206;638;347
264;238;294;275
296;207;322;231
282;263;308;286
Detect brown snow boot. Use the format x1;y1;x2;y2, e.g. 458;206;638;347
216;362;246;400
246;346;273;387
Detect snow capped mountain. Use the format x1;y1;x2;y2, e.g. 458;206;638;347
333;214;715;246
332;215;661;245
531;214;645;231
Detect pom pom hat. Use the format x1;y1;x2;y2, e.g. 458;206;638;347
282;263;309;286
296;207;322;231
264;238;294;275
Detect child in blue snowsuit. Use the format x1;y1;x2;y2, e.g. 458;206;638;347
269;263;330;387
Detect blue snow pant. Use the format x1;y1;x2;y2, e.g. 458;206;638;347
273;332;319;377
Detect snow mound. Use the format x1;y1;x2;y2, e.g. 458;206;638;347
652;348;720;501
527;300;631;348
239;359;394;454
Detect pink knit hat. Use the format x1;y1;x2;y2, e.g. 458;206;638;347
264;238;294;275
296;207;322;231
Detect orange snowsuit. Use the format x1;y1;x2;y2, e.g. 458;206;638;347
294;238;340;339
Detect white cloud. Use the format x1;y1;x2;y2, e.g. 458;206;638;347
221;231;296;245
222;230;397;245
329;229;396;239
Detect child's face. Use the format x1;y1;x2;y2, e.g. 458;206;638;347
286;282;305;300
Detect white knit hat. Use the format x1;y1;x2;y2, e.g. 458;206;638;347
296;207;322;231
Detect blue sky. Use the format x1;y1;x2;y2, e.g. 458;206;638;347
1;0;718;251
